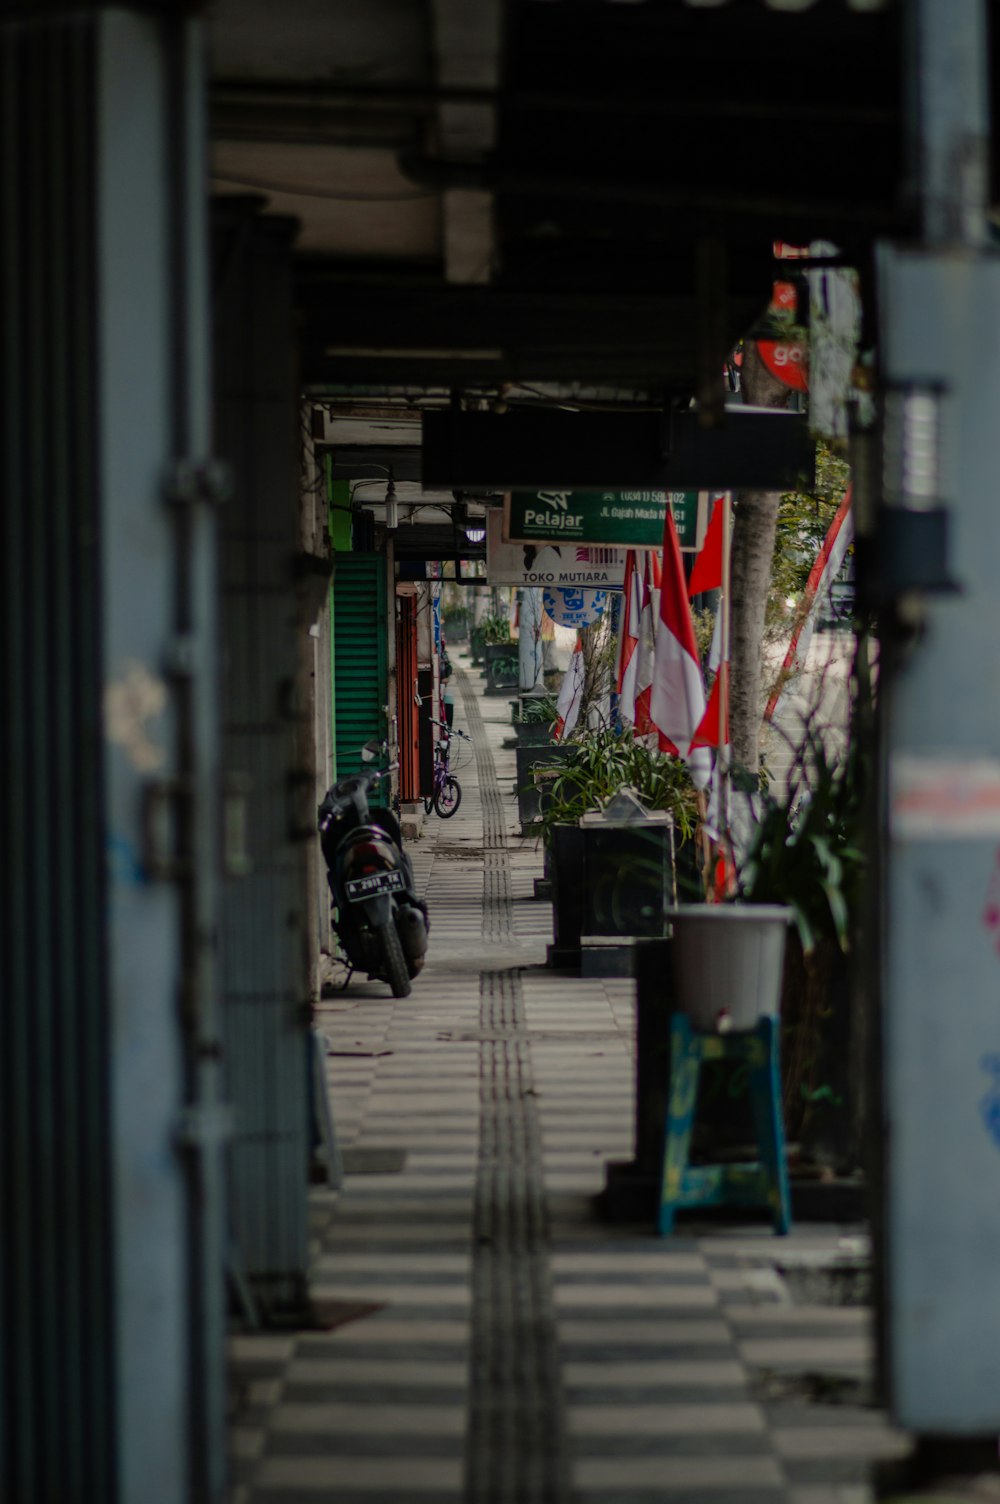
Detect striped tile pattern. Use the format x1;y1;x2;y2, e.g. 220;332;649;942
226;656;906;1503
466;965;572;1503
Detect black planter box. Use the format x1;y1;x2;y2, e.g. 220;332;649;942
581;821;674;939
547;823;585;967
514;742;573;830
513;721;555;747
484;642;519;694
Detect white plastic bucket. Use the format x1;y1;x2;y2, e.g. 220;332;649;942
669;904;792;1031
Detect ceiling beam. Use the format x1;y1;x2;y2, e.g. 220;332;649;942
429;0;502;284
325;445;424;483
297;275;764;391
421;407;816;492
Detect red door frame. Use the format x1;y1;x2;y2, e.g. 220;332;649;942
396;593;420;802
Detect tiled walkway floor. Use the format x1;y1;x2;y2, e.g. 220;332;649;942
228;652;906;1503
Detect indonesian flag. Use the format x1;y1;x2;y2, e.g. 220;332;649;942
650;510;712;789
553;636;585;740
687;496;726;598
615;551;642;707
691;662;729;750
617;550;661;738
687;493;730;750
691;603;729;753
766;485;854;723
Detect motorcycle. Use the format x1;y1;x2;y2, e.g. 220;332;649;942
317;746;429;998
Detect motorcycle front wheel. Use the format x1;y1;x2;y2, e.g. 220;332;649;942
376;918;412;998
434;776;462;818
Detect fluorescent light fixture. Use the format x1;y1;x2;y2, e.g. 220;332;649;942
464;526;486;545
883;384;943;511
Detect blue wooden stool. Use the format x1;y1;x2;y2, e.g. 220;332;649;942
658;1013;791;1236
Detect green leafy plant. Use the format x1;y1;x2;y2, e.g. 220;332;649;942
767;441;853;652
737;721;866;956
514;693;558;725
736;656;873;1169
480;613;512;644
535;728;701;852
441;602;469;634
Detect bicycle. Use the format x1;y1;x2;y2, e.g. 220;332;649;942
425;718;472;818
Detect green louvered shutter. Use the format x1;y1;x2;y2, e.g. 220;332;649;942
333;554;389;803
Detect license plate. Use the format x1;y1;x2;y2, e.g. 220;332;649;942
345;869;405;901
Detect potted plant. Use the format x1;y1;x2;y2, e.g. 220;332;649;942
599;713;865;1224
469;620;487;665
737;726;865;1173
538;733;700;863
514;740;577;832
535;731;702;963
669;722;866;1172
441;601;469;642
512;692;558;746
480;612;512;645
514;630;619;826
478;613;519;694
667;901;793;1030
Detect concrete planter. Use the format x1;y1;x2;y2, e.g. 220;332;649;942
669;904;792;1030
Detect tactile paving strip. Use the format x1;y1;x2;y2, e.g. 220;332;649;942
457;667;572;1502
458;667;514;834
465;969;572;1503
457;671;513;941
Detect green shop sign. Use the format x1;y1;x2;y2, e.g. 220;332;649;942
504;490;705;551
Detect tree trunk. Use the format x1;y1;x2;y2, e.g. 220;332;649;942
581;615;613;727
728;340;793;775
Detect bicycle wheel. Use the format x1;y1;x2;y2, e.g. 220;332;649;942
434;775;462;818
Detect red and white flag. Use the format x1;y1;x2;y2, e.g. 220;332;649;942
650;510;712;789
615;550;642;710
617;550;661;738
690;662;729;750
687;493;730;751
633;552;662;738
687;495;727;598
553;636;585;740
765;485;854;723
